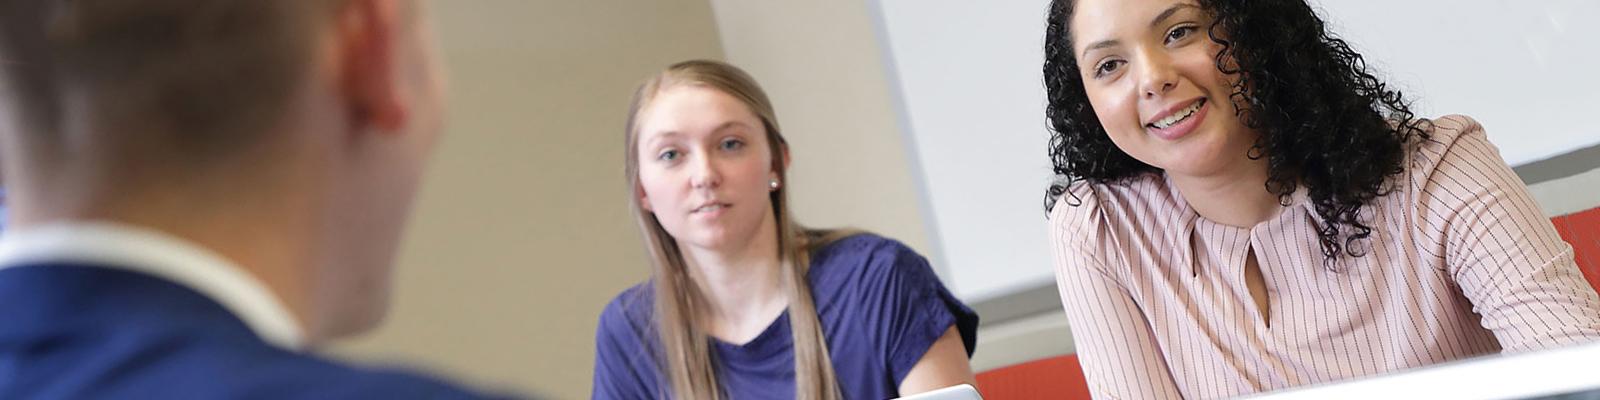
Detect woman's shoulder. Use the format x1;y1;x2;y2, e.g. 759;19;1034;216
1047;179;1104;230
812;232;912;261
1403;114;1499;189
1426;114;1486;138
1408;115;1489;166
809;232;922;278
593;281;667;395
597;281;655;339
807;232;941;294
1047;173;1175;247
806;232;976;336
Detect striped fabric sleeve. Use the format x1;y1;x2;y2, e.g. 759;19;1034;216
1049;189;1184;399
1415;115;1600;353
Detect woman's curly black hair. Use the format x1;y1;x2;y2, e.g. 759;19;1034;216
1042;0;1430;263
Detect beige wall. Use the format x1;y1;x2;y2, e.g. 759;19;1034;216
332;1;723;398
707;0;933;257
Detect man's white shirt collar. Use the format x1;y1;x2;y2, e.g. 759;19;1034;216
0;222;306;350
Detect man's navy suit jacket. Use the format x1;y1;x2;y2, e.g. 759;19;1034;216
0;263;508;399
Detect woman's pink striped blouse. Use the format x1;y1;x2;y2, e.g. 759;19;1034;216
1047;115;1600;399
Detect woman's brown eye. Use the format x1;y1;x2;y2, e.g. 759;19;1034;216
1095;60;1124;77
1166;26;1195;44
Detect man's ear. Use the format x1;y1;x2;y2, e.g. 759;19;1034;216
334;0;406;132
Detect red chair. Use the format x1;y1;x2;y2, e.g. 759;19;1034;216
1551;206;1600;293
975;354;1091;400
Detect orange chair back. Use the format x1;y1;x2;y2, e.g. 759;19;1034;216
975;354;1091;400
1551;206;1600;293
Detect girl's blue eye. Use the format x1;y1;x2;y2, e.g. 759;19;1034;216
658;150;679;161
721;139;744;151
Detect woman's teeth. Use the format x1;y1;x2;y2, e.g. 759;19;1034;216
1152;100;1203;129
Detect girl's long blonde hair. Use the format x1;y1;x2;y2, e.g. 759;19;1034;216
624;59;849;400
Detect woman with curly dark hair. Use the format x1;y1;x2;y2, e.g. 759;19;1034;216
1042;0;1600;397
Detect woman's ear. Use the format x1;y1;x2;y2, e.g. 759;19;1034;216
769;143;791;187
781;144;792;171
636;180;653;212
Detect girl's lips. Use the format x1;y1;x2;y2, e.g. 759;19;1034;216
1146;98;1208;141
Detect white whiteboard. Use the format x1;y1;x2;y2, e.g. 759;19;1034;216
872;0;1600;301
